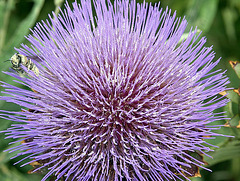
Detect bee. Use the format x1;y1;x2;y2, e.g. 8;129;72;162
10;53;39;76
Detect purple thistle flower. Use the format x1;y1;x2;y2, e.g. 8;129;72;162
1;0;229;180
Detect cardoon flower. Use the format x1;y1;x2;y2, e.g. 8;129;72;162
1;0;229;180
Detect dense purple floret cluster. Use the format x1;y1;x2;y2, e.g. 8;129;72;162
1;0;229;180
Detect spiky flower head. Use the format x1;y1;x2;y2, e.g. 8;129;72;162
1;0;229;180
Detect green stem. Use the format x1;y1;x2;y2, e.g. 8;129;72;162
0;0;15;54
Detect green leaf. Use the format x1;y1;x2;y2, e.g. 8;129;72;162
190;177;204;181
223;90;239;115
0;142;22;164
0;165;43;181
205;140;240;166
229;114;240;127
185;0;219;32
228;90;239;104
229;61;240;79
222;7;238;43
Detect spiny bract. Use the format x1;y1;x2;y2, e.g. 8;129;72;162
1;0;229;180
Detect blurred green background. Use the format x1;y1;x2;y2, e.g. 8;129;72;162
0;0;240;180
